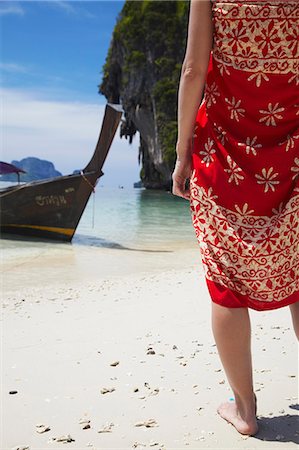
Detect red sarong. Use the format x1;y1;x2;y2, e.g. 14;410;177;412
189;0;299;310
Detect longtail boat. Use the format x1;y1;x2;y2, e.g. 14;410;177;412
0;103;123;242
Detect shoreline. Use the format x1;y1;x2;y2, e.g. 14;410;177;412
1;244;298;449
1;240;201;294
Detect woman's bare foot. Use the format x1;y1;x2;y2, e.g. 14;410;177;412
217;394;258;436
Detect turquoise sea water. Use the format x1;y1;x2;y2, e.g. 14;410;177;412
76;186;195;248
1;183;197;261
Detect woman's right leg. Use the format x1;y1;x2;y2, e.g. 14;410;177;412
211;302;258;435
289;301;299;340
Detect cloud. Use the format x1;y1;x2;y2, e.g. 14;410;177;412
54;1;77;14
0;2;25;16
0;63;31;74
0;61;65;86
49;1;97;19
1;88;140;187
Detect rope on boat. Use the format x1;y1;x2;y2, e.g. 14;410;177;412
80;171;96;229
80;171;96;193
92;190;95;229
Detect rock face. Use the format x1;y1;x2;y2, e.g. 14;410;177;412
0;157;62;182
99;1;189;190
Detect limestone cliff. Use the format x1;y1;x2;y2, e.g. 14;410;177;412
99;0;189;189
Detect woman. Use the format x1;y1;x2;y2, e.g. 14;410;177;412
172;0;299;436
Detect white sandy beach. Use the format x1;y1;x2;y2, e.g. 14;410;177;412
1;243;298;449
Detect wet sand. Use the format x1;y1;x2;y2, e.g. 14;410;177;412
1;243;298;449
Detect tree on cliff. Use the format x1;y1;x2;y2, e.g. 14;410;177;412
99;0;190;190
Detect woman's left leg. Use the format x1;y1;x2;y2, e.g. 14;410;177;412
289;300;299;340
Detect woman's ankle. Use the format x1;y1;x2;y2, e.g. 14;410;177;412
234;391;257;418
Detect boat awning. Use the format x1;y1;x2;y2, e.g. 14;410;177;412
0;161;26;175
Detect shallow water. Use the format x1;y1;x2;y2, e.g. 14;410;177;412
1;183;197;263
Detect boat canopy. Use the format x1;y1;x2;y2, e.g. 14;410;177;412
0;162;26;175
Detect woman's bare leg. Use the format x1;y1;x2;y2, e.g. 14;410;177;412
211;302;258;435
289;301;299;340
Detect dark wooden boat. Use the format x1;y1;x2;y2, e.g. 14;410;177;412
0;102;123;242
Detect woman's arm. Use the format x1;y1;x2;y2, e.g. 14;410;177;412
172;0;213;200
176;0;213;160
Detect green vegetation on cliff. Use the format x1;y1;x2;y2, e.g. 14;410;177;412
99;1;190;189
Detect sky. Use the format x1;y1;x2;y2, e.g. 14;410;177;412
1;0;142;187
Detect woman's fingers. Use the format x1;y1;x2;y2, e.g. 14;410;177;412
173;186;190;200
172;174;191;200
171;157;192;200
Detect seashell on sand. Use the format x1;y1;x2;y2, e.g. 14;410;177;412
35;424;51;433
53;434;75;442
100;387;115;394
134;418;158;428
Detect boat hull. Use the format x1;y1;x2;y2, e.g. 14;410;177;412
0;171;99;242
0;102;123;242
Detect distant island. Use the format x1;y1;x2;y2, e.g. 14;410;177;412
0;157;62;182
133;180;143;188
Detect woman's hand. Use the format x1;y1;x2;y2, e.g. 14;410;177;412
171;144;193;200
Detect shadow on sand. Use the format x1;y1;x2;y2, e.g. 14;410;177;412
73;234;174;253
1;232;174;253
254;408;299;445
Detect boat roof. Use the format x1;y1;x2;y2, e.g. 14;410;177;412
0;161;26;175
